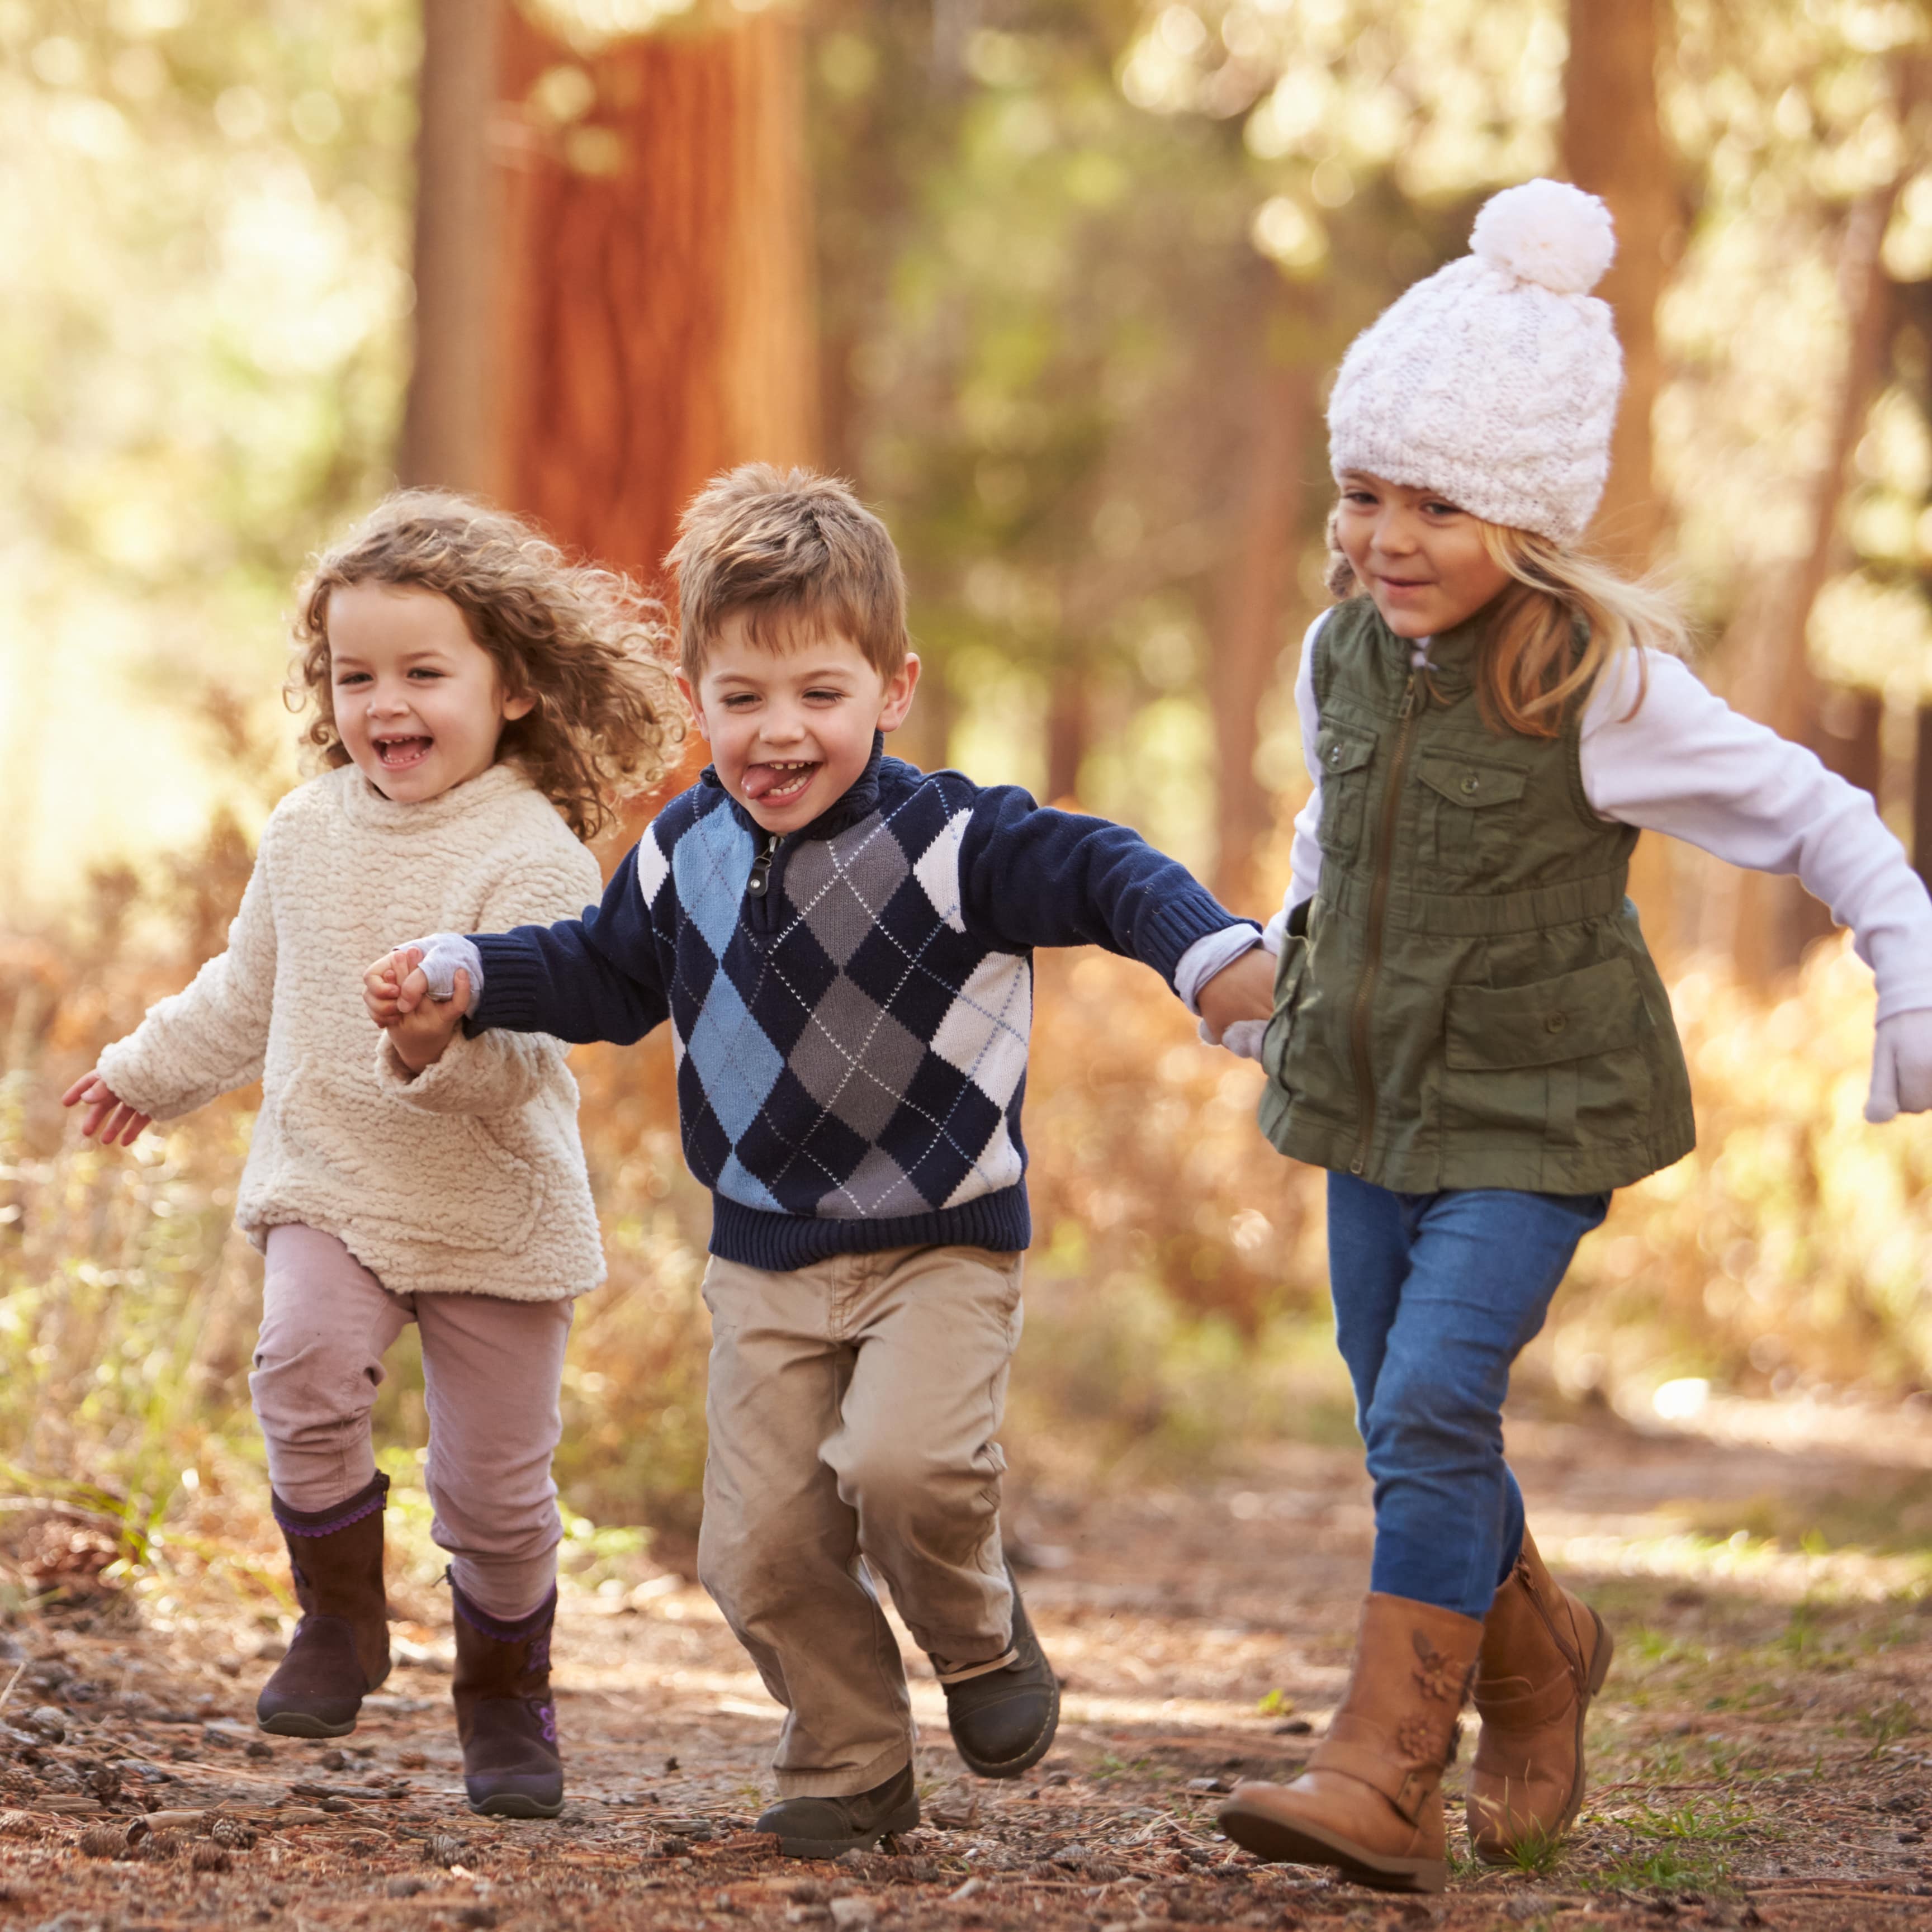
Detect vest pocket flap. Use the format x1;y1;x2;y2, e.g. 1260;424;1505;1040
1315;727;1376;778
1444;958;1648;1070
1417;755;1528;809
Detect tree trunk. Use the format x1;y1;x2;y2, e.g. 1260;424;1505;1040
397;0;501;493
494;8;818;581
1210;344;1315;907
1729;184;1901;981
1045;664;1088;806
1562;0;1681;963
1562;0;1674;574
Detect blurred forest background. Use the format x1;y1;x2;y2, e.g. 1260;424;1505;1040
5;0;1932;1593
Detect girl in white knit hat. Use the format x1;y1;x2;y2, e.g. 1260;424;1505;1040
62;494;682;1819
1191;178;1932;1892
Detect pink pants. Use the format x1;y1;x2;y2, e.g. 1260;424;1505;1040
250;1225;573;1620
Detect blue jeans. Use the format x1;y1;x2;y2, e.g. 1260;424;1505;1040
1325;1174;1609;1620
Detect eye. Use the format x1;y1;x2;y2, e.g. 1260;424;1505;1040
804;687;847;703
408;667;444;680
1341;489;1377;508
1421;499;1465;518
721;693;759;709
334;670;370;687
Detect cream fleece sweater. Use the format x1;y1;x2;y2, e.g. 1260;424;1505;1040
97;762;607;1301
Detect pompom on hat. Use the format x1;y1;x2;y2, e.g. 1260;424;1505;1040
1326;178;1623;546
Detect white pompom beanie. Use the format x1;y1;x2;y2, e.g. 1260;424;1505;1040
1326;178;1623;547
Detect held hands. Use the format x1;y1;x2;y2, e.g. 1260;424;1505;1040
363;946;471;1073
1866;1010;1932;1123
1196;946;1278;1063
61;1072;152;1147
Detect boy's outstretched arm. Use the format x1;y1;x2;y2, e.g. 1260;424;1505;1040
463;840;671;1048
956;787;1261;996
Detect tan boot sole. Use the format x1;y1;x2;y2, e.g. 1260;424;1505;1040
1471;1607;1614;1865
1219;1796;1446;1894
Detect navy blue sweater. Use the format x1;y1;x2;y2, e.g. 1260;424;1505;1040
467;744;1249;1270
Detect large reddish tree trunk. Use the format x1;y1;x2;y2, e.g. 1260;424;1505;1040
401;3;820;839
494;9;818;580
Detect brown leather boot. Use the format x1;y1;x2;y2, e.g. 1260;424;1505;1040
1466;1530;1613;1863
256;1474;391;1739
451;1579;564;1819
1218;1593;1483;1894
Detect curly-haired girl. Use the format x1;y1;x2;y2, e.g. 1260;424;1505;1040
63;491;683;1819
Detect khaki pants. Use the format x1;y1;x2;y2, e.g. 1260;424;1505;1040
698;1244;1025;1797
250;1224;574;1620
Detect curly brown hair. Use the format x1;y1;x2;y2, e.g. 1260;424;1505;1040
290;491;685;842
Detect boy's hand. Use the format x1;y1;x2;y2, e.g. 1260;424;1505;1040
1866;1009;1932;1122
387;970;472;1074
61;1071;153;1147
364;946;432;1029
1197;946;1276;1042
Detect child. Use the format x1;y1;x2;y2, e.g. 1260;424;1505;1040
1197;179;1932;1894
64;493;681;1819
370;465;1262;1856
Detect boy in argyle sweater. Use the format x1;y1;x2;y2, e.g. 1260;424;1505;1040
368;467;1268;1855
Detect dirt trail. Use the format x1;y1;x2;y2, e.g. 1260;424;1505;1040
7;1398;1932;1931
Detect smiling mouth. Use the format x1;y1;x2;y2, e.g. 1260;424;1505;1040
374;735;433;770
742;760;818;804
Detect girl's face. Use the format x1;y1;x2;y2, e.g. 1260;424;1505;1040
680;614;920;835
1333;472;1512;640
328;583;534;804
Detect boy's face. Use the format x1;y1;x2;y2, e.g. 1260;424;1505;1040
682;617;920;835
328;584;534;804
1333;471;1512;640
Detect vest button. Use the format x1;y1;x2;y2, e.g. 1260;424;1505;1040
1330;745;1343;767
1459;774;1480;795
1545;1011;1568;1034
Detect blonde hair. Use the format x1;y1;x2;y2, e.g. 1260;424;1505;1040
291;491;685;842
667;465;908;684
1324;508;1687;737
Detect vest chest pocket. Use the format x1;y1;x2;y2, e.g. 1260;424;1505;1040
1315;727;1377;864
1416;754;1529;877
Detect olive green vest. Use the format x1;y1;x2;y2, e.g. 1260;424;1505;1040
1259;599;1695;1194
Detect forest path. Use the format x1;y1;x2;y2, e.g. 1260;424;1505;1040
7;1398;1932;1930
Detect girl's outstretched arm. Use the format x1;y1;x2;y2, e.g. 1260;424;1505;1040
69;838;280;1141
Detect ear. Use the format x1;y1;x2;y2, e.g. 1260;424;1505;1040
676;669;711;741
877;653;921;735
501;688;537;723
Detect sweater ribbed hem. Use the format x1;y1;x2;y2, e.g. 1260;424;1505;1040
1143;893;1247;984
468;937;564;1034
709;1188;1031;1271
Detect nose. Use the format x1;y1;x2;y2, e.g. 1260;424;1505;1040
1371;506;1419;556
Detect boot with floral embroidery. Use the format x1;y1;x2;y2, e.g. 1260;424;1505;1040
1218;1594;1483;1894
450;1580;564;1819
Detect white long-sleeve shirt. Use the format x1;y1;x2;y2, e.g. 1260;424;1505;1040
1239;610;1932;1022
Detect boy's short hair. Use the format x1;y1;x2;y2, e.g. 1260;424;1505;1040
667;465;908;683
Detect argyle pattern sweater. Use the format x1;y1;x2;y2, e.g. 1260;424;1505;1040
466;744;1248;1269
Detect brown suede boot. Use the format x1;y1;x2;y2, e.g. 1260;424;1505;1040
1466;1530;1613;1863
451;1579;564;1819
1218;1593;1483;1894
256;1473;391;1739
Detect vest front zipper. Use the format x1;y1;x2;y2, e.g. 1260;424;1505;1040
1348;670;1424;1175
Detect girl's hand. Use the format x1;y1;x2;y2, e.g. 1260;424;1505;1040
387;971;472;1074
364;947;429;1028
1866;1010;1932;1123
1197;946;1277;1043
61;1072;153;1147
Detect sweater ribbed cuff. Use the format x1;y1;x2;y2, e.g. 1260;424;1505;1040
709;1187;1031;1271
1144;893;1258;986
467;934;558;1035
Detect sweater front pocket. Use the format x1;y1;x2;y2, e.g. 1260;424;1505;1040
276;1056;543;1254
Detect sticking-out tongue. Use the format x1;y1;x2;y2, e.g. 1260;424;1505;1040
742;763;810;801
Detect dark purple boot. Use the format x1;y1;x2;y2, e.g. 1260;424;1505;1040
256;1473;391;1739
451;1579;564;1819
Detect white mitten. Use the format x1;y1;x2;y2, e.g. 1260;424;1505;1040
396;932;486;1005
1865;1008;1932;1123
1199;1017;1268;1062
